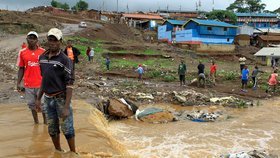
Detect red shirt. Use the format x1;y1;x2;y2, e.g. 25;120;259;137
21;43;27;49
17;47;45;88
210;64;217;74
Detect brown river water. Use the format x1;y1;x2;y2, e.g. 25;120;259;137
0;99;279;158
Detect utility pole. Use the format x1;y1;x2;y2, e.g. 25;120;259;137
127;3;129;13
117;0;119;13
212;0;215;11
198;0;201;12
102;0;105;11
180;5;182;12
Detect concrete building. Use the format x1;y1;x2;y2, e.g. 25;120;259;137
235;13;279;28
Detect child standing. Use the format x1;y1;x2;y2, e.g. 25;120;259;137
210;61;217;85
89;48;94;62
251;66;259;90
241;66;249;92
105;56;110;70
135;64;144;81
266;69;278;93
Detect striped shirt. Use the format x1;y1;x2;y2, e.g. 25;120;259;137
39;49;74;94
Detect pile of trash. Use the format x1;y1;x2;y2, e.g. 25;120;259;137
135;107;176;123
175;110;222;122
210;96;253;108
172;90;210;106
222;150;275;158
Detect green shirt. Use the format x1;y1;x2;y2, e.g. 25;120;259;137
178;63;187;75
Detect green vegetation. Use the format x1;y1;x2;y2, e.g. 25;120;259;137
51;0;88;11
227;0;266;13
71;0;89;11
235;100;248;108
219;70;239;81
207;10;237;23
143;49;160;55
163;75;177;82
51;0;70;10
274;7;280;13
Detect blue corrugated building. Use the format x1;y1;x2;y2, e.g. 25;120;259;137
162;19;186;31
175;19;237;44
235;13;279;28
158;25;172;42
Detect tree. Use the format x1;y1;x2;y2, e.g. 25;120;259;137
51;0;59;7
61;3;70;10
207;10;237;23
227;0;266;13
75;0;89;11
274;7;280;13
51;0;70;10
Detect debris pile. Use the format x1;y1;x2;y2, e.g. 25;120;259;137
223;150;275;158
175;110;222;122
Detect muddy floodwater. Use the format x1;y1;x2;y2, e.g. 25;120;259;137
0;99;279;157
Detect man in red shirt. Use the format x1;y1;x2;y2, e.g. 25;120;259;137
17;31;46;124
210;61;217;85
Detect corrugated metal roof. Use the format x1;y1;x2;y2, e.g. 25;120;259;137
254;47;280;57
236;13;278;17
163;19;186;25
122;13;163;20
258;35;280;41
183;19;238;28
257;28;280;33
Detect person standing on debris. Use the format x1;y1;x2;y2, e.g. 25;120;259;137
197;61;205;87
64;40;81;70
241;66;249;92
239;57;246;73
210;61;217;85
178;59;187;86
251;66;259;90
266;69;278;93
89;48;94;62
86;46;91;62
136;64;144;81
17;31;47;124
105;56;110;70
35;28;76;153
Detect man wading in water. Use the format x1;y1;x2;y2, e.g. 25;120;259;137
17;31;47;124
35;28;76;153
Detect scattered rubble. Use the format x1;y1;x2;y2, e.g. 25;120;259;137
222;150;276;158
174;110;223;122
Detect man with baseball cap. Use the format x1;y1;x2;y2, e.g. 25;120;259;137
36;28;76;152
17;31;47;124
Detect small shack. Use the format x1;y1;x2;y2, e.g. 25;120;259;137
162;19;186;31
235;34;251;46
257;35;280;47
254;47;280;65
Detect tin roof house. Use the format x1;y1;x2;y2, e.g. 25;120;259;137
175;19;238;44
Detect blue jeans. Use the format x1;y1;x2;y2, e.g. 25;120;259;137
44;96;75;139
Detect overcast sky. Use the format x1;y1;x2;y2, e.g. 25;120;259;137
0;0;279;12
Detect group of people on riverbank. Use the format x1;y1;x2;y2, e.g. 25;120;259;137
177;56;279;94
